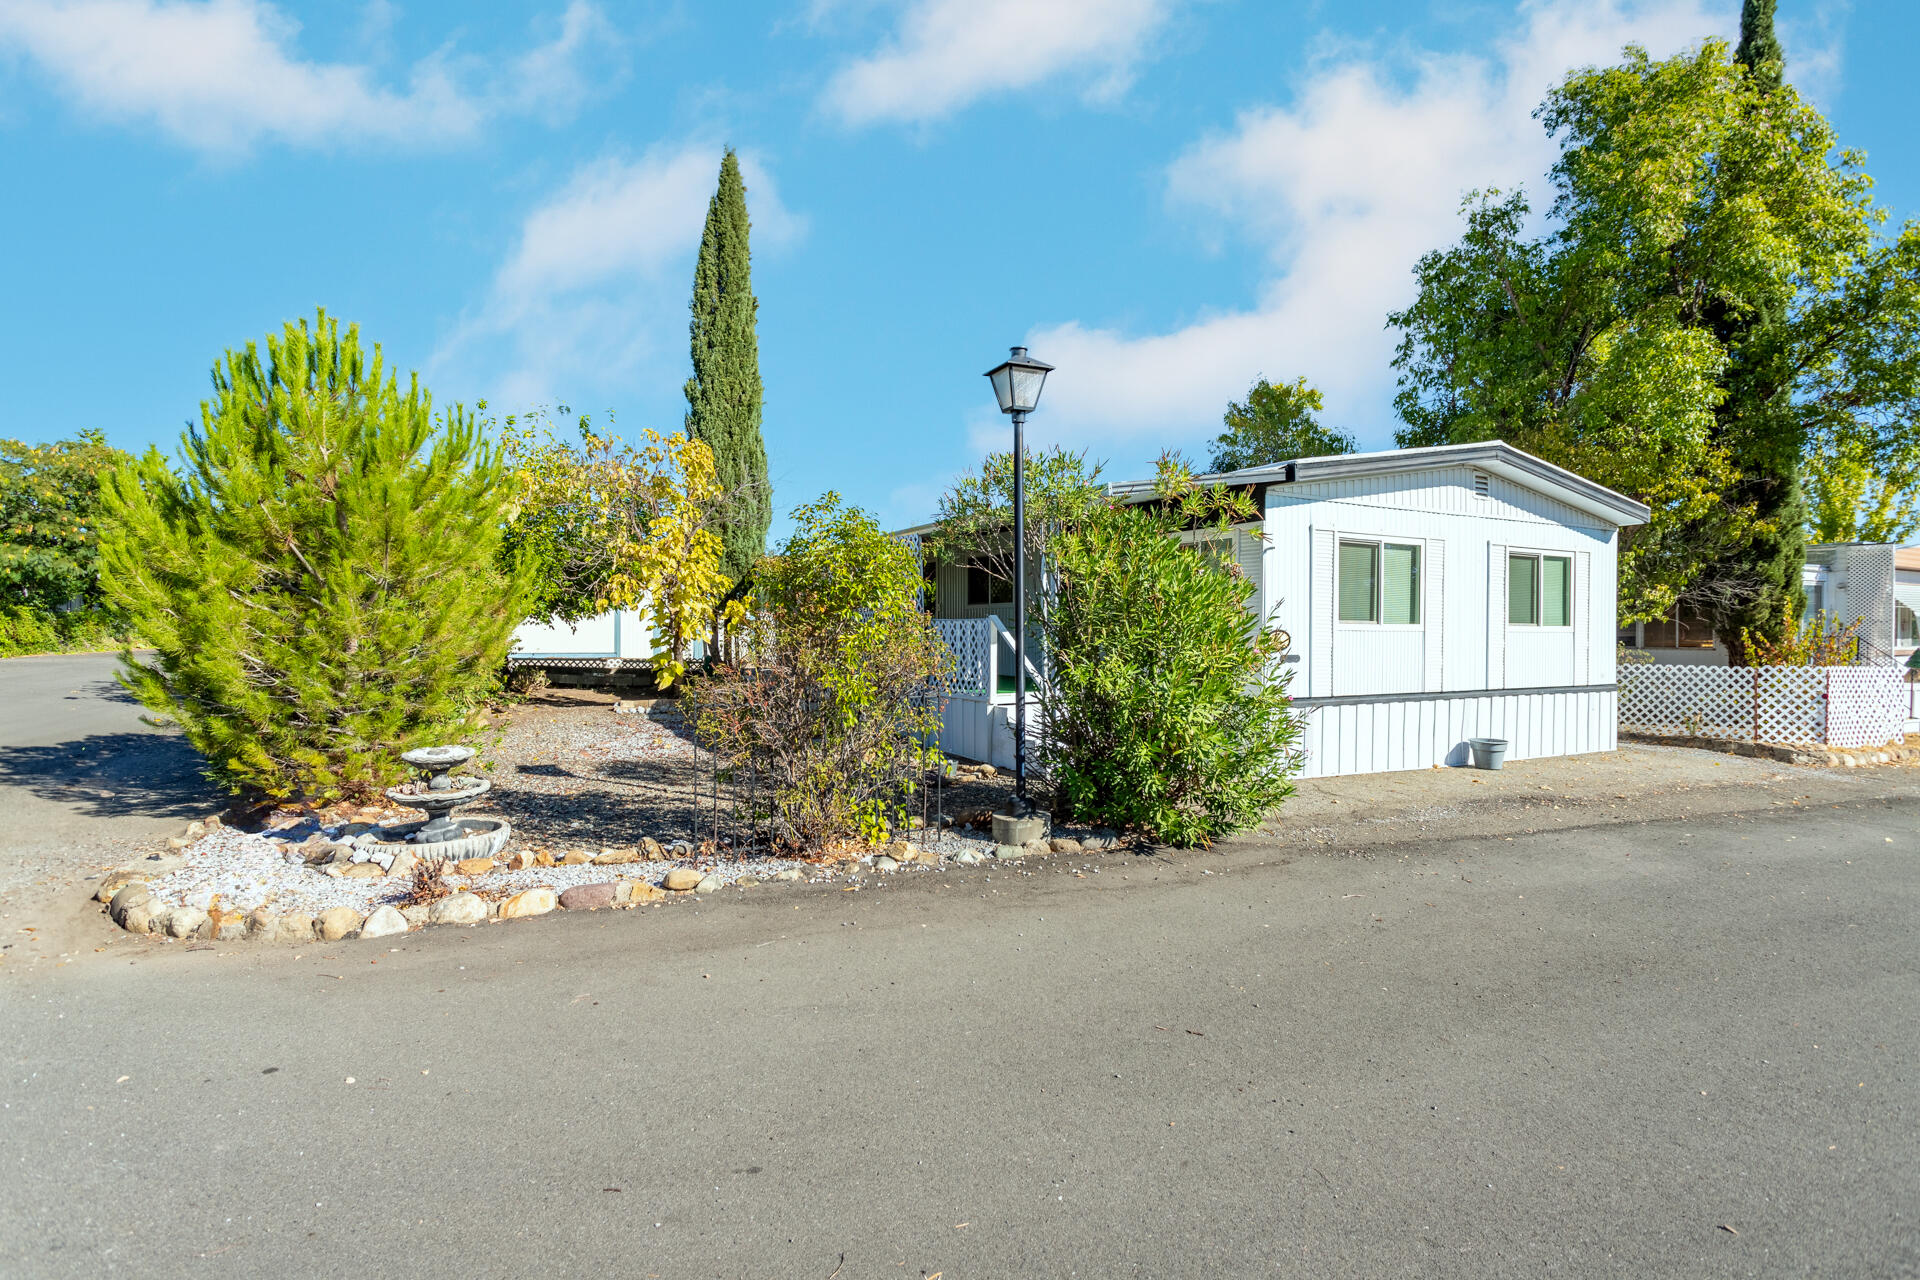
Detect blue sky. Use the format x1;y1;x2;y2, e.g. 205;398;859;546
0;0;1908;537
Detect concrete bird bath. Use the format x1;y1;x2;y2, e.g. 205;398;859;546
372;745;511;861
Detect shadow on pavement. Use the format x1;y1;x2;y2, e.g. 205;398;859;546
0;730;223;821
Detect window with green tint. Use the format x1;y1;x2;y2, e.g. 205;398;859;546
1541;555;1571;626
1338;541;1377;621
1382;544;1420;624
1508;553;1538;625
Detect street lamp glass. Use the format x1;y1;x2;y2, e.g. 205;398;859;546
984;346;1053;414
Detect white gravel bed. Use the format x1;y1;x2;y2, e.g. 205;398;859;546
140;823;998;918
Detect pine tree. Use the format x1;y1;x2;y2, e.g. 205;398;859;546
684;148;771;596
98;311;531;800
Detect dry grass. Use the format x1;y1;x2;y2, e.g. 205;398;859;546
396;857;452;908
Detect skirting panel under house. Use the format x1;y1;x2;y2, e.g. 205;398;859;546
1293;685;1619;778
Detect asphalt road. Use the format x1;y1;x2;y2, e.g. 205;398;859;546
5;791;1915;1277
0;653;218;903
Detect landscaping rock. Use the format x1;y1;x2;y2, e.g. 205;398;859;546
1081;836;1116;850
1049;837;1083;854
559;882;617;911
592;847;638;865
874;855;900;873
992;844;1024;860
429;892;488;926
361;905;408;938
663;868;704;892
734;877;758;888
320;843;357;866
773;868;806;881
953;849;985;866
108;883;151;923
97;870;142;903
887;840;914;862
339;862;386;879
694;876;720;894
455;857;495;877
623;881;667;904
560;850;592;866
400;903;432;927
278;912;315;942
246;907;277;938
165;907;208;939
387;850;419;879
533;851;556;868
121;902;156;934
212;915;249;942
640;836;666;859
1022;839;1051;856
499;887;557;919
317;907;362;941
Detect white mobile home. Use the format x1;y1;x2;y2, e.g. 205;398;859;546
906;441;1649;779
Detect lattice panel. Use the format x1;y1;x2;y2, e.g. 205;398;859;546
1825;667;1906;747
1752;669;1826;744
934;618;991;696
1619;665;1763;739
1620;664;1906;747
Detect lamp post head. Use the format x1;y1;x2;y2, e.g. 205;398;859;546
984;346;1054;415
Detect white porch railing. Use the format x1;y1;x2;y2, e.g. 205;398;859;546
932;616;1042;701
1619;664;1907;748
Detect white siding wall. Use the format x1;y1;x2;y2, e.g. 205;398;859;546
1265;464;1622;776
1298;689;1618;778
511;601;655;660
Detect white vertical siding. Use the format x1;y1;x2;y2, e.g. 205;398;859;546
1296;689;1618;778
1309;527;1336;697
1424;539;1446;690
1485;543;1507;689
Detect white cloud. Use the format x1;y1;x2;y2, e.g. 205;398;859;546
0;0;617;154
822;0;1175;127
1000;0;1736;461
438;143;805;411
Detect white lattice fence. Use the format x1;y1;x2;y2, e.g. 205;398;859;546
934;618;991;696
1619;665;1906;747
1825;667;1907;747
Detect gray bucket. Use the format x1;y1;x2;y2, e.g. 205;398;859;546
1468;737;1508;770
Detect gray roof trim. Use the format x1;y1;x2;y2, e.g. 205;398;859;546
1108;441;1651;527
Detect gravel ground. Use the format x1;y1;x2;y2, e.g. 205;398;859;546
133;689;1038;915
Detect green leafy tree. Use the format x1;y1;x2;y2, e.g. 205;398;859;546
684;148;771;597
925;446;1106;619
1806;444;1920;544
1038;458;1303;846
692;494;945;848
98;311;531;800
0;429;129;614
1208;377;1356;473
1390;36;1920;654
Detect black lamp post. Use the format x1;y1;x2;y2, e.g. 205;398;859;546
983;345;1053;817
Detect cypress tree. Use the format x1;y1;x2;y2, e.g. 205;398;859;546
684;148;771;595
1712;0;1806;659
1737;0;1785;91
98;310;530;800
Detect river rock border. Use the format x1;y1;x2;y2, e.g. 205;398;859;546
92;816;1125;946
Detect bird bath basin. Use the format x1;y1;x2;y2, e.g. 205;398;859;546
375;745;511;861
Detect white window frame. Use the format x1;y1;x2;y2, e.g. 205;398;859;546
1335;536;1424;630
1507;549;1574;629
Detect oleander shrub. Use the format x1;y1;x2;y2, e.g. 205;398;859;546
1039;461;1304;846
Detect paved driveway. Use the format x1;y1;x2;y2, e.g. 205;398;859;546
4;787;1915;1277
0;653;218;905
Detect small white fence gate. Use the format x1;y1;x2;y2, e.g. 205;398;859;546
1618;664;1907;748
